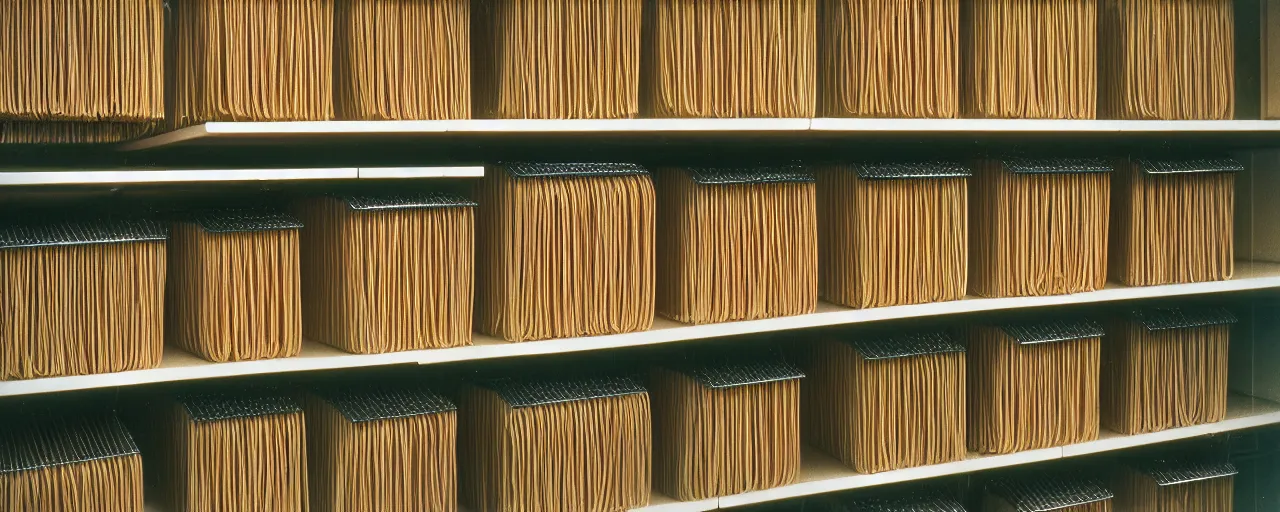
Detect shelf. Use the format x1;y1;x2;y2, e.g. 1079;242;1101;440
4;261;1279;398
0;166;482;186
148;492;707;512
717;394;1280;508
119;119;1280;151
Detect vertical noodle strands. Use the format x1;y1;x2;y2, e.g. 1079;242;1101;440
458;375;651;511
169;0;334;128
650;355;802;500
166;212;302;363
473;0;641;119
655;167;817;324
476;164;655;341
157;390;308;512
969;159;1111;298
0;413;144;512
818;0;958;118
295;194;474;353
961;0;1097;119
0;219;166;381
1099;0;1234;120
305;384;457;512
334;0;470;120
1101;306;1234;434
0;0;163;143
967;319;1102;454
1109;158;1237;287
802;331;966;474
818;163;969;309
644;0;817;118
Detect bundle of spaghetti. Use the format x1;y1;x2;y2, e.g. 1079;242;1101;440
961;0;1097;119
803;330;966;473
818;0;958;118
0;412;143;512
0;218;166;380
1112;458;1235;511
967;318;1103;454
650;352;803;500
305;383;456;512
458;374;651;511
167;211;302;363
295;193;473;353
334;0;469;120
1102;306;1234;434
655;167;816;324
818;162;969;309
473;0;640;119
1109;157;1237;287
476;164;654;341
1265;1;1280;119
0;0;163;143
1099;0;1234;120
644;0;816;118
984;473;1115;512
816;485;968;511
154;389;308;512
168;0;333;128
969;159;1111;298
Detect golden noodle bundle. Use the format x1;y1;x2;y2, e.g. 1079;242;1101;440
961;0;1097;119
803;331;966;473
458;375;651;512
1266;2;1280;119
644;0;816;117
167;212;302;363
1099;0;1234;120
1110;158;1237;287
0;0;163;143
306;384;456;512
1102;307;1233;435
1113;459;1235;511
985;474;1115;512
295;194;473;353
968;320;1102;454
970;160;1111;298
476;164;654;341
334;0;469;120
656;167;817;324
169;0;334;128
818;163;968;309
473;0;640;119
0;219;166;380
154;390;308;512
0;413;144;512
650;356;802;500
818;0;958;118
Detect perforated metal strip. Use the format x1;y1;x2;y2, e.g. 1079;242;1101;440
341;192;477;211
313;385;456;423
190;210;303;233
846;331;965;360
1004;158;1111;174
684;166;814;184
0;414;139;475
1136;158;1242;174
1132;306;1238;331
0;218;167;250
853;161;971;180
502;162;649;178
179;390;302;423
481;375;647;408
1000;318;1105;345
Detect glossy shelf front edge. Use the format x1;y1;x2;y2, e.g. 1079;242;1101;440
0;166;484;186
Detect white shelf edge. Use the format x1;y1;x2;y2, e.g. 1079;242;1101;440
634;496;718;512
118;119;1280;151
717;396;1280;508
0;167;360;185
4;264;1279;398
357;166;484;179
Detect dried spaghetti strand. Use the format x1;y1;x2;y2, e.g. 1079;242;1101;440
0;0;163;143
961;0;1098;119
334;0;470;120
1099;0;1234;120
166;214;302;363
295;194;474;353
169;0;334;128
655;167;817;324
644;0;817;118
802;334;966;474
969;160;1111;298
818;164;968;309
1109;158;1236;287
473;0;641;119
476;164;655;342
818;0;958;118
